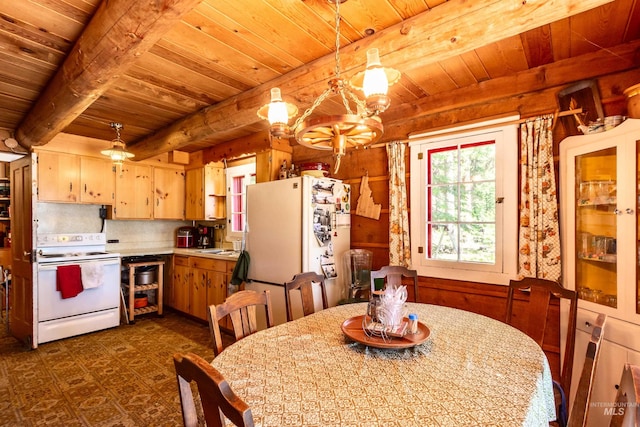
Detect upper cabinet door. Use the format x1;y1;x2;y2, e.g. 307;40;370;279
185;168;204;220
205;163;226;219
37;151;80;203
114;163;153;219
154;166;185;219
80;157;114;204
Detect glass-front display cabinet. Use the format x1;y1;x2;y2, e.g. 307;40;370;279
560;118;640;324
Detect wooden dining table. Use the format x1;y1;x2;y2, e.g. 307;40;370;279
211;302;556;426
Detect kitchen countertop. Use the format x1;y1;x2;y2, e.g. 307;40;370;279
112;247;240;261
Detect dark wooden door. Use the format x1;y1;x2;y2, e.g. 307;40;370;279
10;156;34;347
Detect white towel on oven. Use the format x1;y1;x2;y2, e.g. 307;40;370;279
80;263;104;289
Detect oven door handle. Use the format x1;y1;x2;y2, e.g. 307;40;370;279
37;259;120;271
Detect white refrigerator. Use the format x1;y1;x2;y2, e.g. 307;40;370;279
245;176;351;326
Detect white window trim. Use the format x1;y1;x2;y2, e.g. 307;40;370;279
409;117;519;286
225;162;256;242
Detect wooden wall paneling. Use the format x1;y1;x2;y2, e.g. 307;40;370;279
420;277;562;381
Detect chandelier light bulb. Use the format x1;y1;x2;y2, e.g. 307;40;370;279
363;48;389;97
267;88;289;125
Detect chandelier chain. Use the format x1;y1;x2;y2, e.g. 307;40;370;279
334;0;341;79
345;88;368;114
292;87;333;130
110;122;123;142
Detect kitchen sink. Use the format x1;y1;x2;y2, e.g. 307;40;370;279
197;248;224;254
219;251;241;256
196;249;240;257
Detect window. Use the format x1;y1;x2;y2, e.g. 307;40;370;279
226;162;256;241
409;119;518;285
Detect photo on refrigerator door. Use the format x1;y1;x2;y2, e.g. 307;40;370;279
336;184;351;213
313;205;332;245
311;179;334;204
321;243;337;278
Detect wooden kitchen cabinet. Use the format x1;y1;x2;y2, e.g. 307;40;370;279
37;151;114;204
185;168;204;220
190;257;228;321
36;151;80;202
154;166;185;219
79;156;114;204
112;163;153;219
185;162;225;220
171;255;191;313
167;255;235;322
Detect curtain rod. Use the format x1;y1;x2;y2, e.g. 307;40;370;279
367;108;583;149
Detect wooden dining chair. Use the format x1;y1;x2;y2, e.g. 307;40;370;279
370;265;419;302
284;272;328;322
609;363;640;427
505;277;578;427
208;289;274;357
567;313;607;427
173;352;254;427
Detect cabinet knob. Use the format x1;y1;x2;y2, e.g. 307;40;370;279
626;208;634;214
613;209;622;215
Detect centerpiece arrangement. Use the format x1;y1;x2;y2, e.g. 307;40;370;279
340;284;431;349
363;285;409;339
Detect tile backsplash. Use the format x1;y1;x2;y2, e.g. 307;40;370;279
36;202;190;251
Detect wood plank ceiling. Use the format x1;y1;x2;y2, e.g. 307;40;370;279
0;0;639;161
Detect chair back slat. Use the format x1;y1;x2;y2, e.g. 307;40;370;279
173;352;254;427
525;286;552;346
505;277;578;398
208;289;274;356
284;272;328;322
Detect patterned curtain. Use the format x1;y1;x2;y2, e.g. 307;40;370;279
387;142;411;267
518;116;562;281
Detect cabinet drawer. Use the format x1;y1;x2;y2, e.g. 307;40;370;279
190;257;226;272
174;255;189;267
226;261;236;274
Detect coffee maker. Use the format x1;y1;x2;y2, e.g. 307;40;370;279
197;224;214;248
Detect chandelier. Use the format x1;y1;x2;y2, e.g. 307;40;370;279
257;0;399;173
101;122;134;166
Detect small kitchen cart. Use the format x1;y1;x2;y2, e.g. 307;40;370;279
122;259;164;323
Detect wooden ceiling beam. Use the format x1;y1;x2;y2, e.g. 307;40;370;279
15;0;204;149
128;0;614;160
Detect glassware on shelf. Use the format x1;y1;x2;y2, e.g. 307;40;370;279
577;180;617;206
578;233;617;262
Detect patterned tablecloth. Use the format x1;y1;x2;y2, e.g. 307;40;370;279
212;303;556;427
